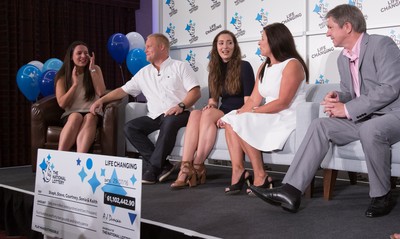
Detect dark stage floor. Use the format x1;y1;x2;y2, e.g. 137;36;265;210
1;165;400;239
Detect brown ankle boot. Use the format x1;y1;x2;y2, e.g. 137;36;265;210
170;161;197;189
194;163;206;185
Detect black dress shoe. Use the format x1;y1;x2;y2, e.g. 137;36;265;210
250;185;301;213
365;191;393;218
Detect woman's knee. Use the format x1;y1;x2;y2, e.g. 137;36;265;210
82;114;98;129
189;110;202;120
65;113;83;127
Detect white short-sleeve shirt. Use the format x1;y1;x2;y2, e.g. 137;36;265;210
121;57;199;119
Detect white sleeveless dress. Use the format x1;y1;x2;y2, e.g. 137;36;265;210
221;58;306;151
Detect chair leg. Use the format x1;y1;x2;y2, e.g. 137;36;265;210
323;169;338;200
348;172;358;185
304;177;314;199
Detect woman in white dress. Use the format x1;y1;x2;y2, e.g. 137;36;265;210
220;23;309;194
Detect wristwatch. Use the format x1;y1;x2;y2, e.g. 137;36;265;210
178;102;186;110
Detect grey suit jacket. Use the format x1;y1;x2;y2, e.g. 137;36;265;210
336;33;400;122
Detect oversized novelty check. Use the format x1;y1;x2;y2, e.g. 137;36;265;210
32;149;142;238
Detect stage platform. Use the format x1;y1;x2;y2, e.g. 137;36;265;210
0;165;399;239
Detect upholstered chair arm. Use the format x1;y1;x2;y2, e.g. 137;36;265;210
31;95;64;169
100;95;129;156
295;101;320;151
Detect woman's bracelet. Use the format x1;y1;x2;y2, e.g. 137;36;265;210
90;68;96;73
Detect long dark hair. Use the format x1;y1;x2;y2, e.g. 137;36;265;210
55;41;95;101
208;30;242;101
258;23;309;83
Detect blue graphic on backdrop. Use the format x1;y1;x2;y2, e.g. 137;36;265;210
315;74;330;84
166;0;178;17
230;12;246;38
349;0;364;10
166;23;178;46
255;48;265;62
185;50;199;72
313;0;329;29
255;9;269;28
349;0;368;20
185;20;199;44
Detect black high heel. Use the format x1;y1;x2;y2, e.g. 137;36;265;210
225;170;253;195
247;175;274;196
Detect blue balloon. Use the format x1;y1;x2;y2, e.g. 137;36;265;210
43;58;62;72
107;33;129;64
16;64;41;101
39;70;57;97
126;48;149;76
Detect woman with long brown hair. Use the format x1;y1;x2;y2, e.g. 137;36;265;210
55;41;106;153
170;30;255;189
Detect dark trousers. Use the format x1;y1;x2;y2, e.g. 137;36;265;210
124;112;190;174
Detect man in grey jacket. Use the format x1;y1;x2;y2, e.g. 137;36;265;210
251;4;400;218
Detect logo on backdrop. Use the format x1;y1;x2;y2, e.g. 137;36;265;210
39;154;67;185
166;23;178;46
255;47;266;62
230;12;246;38
185;20;199;44
255;8;269;28
349;0;368;20
205;23;222;35
312;0;329;29
315;74;330;84
210;0;221;10
381;0;400;12
389;29;400;48
311;45;335;59
187;0;199;14
166;0;178;17
186;50;199;72
234;0;245;6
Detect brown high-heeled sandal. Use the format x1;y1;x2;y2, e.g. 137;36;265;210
194;163;206;185
170;161;197;189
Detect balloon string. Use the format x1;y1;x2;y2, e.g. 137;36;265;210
119;64;125;85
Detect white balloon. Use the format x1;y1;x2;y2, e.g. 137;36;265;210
126;32;145;51
28;60;44;71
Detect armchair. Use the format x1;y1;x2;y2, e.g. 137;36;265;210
31;94;128;172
